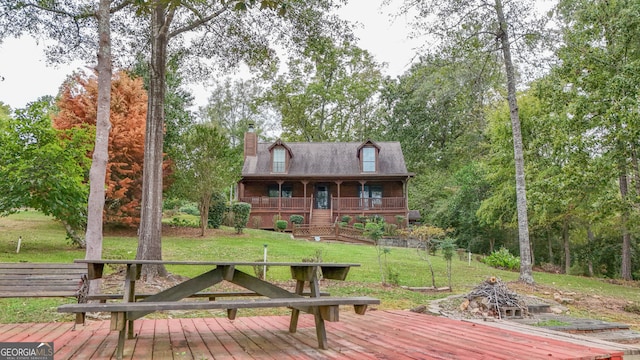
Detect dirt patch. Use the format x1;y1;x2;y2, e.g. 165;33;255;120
428;281;640;331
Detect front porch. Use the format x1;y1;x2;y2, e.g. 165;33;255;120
239;196;408;230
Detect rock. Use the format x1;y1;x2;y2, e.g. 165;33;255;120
410;305;427;313
550;306;565;314
460;299;470;311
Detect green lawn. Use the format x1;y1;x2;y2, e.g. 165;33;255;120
1;211;639;325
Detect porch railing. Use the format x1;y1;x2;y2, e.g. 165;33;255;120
240;196;406;211
334;197;406;211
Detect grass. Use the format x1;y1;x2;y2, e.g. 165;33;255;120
1;211;640;326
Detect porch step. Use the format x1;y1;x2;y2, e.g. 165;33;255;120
310;210;332;226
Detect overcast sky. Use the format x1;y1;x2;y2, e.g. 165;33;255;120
0;0;421;111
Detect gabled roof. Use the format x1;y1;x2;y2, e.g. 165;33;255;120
242;141;412;178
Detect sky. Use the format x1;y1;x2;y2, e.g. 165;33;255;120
0;0;421;111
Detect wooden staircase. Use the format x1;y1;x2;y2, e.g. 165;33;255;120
310;209;332;226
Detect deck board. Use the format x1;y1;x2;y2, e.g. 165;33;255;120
0;310;633;359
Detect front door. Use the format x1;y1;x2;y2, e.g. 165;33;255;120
314;185;330;209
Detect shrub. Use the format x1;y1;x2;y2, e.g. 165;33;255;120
341;215;352;224
289;215;304;226
272;214;282;231
207;193;227;229
365;222;384;242
353;223;364;230
384;223;398;236
275;219;288;232
355;215;368;223
250;216;262;229
395;215;406;228
178;202;200;216
231;202;251;234
482;247;520;271
369;214;384;224
339;221;348;228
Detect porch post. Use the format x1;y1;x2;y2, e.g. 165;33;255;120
302;180;309;225
335;180;342;217
359;181;366;215
277;180;283;215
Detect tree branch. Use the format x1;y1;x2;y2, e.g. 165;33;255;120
168;5;230;40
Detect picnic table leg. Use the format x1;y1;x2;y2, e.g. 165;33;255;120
116;328;126;360
123;264;137;340
288;280;305;333
309;277;328;349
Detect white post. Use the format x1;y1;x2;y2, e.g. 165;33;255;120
16;236;22;253
263;244;268;279
468;251;472;266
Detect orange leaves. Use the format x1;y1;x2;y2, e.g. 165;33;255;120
53;70;150;227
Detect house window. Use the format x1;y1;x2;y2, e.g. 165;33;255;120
268;185;292;197
362;147;376;172
273;147;286;173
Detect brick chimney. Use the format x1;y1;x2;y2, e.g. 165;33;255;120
243;123;257;158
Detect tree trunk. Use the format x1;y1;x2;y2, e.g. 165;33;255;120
84;0;112;294
199;194;211;237
562;217;570;274
587;227;594;277
494;0;534;284
137;1;169;280
618;168;632;280
547;231;554;265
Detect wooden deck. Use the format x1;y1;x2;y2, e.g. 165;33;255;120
0;310;633;359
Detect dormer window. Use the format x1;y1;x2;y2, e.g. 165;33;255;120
273;147;286;173
362;147;376;172
357;140;380;173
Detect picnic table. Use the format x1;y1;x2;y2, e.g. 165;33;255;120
58;259;379;360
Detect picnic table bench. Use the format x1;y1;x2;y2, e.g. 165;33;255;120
0;262;87;298
58;259;380;360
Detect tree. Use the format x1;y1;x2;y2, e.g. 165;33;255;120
1;0;120;264
171;123;242;236
536;0;640;279
199;78;277;147
0;97;91;246
396;0;549;284
54;70;149;227
267;36;385;142
130;0;352;279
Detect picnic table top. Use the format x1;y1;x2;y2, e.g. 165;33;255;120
74;259;360;267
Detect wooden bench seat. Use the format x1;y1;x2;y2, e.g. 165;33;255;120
0;263;87;298
59;296;379;320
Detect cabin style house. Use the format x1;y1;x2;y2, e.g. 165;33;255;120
238;129;414;238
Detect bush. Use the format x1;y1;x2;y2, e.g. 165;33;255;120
384;223;398;236
369;214;384;224
275;219;288;232
207;193;227;229
231;202;251;234
178;202;200;216
355;215;368;223
339;221;348;228
250;216;262;229
482;247;520;271
289;215;304;226
272;214;282;231
353;223;364;230
341;215;352;224
365;222;384;242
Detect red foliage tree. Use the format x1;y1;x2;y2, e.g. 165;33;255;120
54;70;148;227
